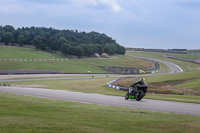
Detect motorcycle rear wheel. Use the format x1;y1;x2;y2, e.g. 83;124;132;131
136;91;144;101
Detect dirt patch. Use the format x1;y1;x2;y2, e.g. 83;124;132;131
111;77;138;88
111;78;126;86
12;85;48;88
149;61;156;69
194;58;200;62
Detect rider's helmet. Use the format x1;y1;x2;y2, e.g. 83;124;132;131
141;78;145;81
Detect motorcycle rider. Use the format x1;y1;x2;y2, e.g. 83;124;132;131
130;78;147;94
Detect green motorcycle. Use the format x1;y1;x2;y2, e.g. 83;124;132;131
125;86;147;101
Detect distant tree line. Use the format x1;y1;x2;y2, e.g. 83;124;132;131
0;25;125;57
168;49;187;51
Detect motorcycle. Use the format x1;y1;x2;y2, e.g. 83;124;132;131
125;86;147;101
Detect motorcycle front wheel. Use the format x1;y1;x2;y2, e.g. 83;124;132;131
125;93;129;100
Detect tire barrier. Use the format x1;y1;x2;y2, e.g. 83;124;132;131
0;83;10;86
107;78;128;91
150;70;161;74
0;59;68;61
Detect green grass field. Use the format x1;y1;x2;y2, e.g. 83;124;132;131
126;51;200;72
1;92;200;133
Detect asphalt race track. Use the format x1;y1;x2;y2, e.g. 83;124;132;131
0;87;200;116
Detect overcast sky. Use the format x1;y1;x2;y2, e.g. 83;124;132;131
0;0;200;49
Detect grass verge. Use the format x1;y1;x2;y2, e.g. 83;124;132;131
0;92;200;133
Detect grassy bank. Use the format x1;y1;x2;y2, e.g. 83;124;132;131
81;55;152;69
0;92;200;133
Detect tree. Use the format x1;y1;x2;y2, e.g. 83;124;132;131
22;30;31;44
17;35;25;46
79;44;95;57
0;29;5;42
76;46;84;58
57;36;67;45
96;44;104;54
32;35;43;50
117;45;126;55
3;32;14;45
60;43;70;54
3;25;15;33
67;45;75;55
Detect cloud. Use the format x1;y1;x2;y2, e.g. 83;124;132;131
71;0;97;6
0;0;199;49
0;0;33;15
98;0;122;12
71;0;122;12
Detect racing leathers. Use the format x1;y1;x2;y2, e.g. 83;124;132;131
130;79;147;94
